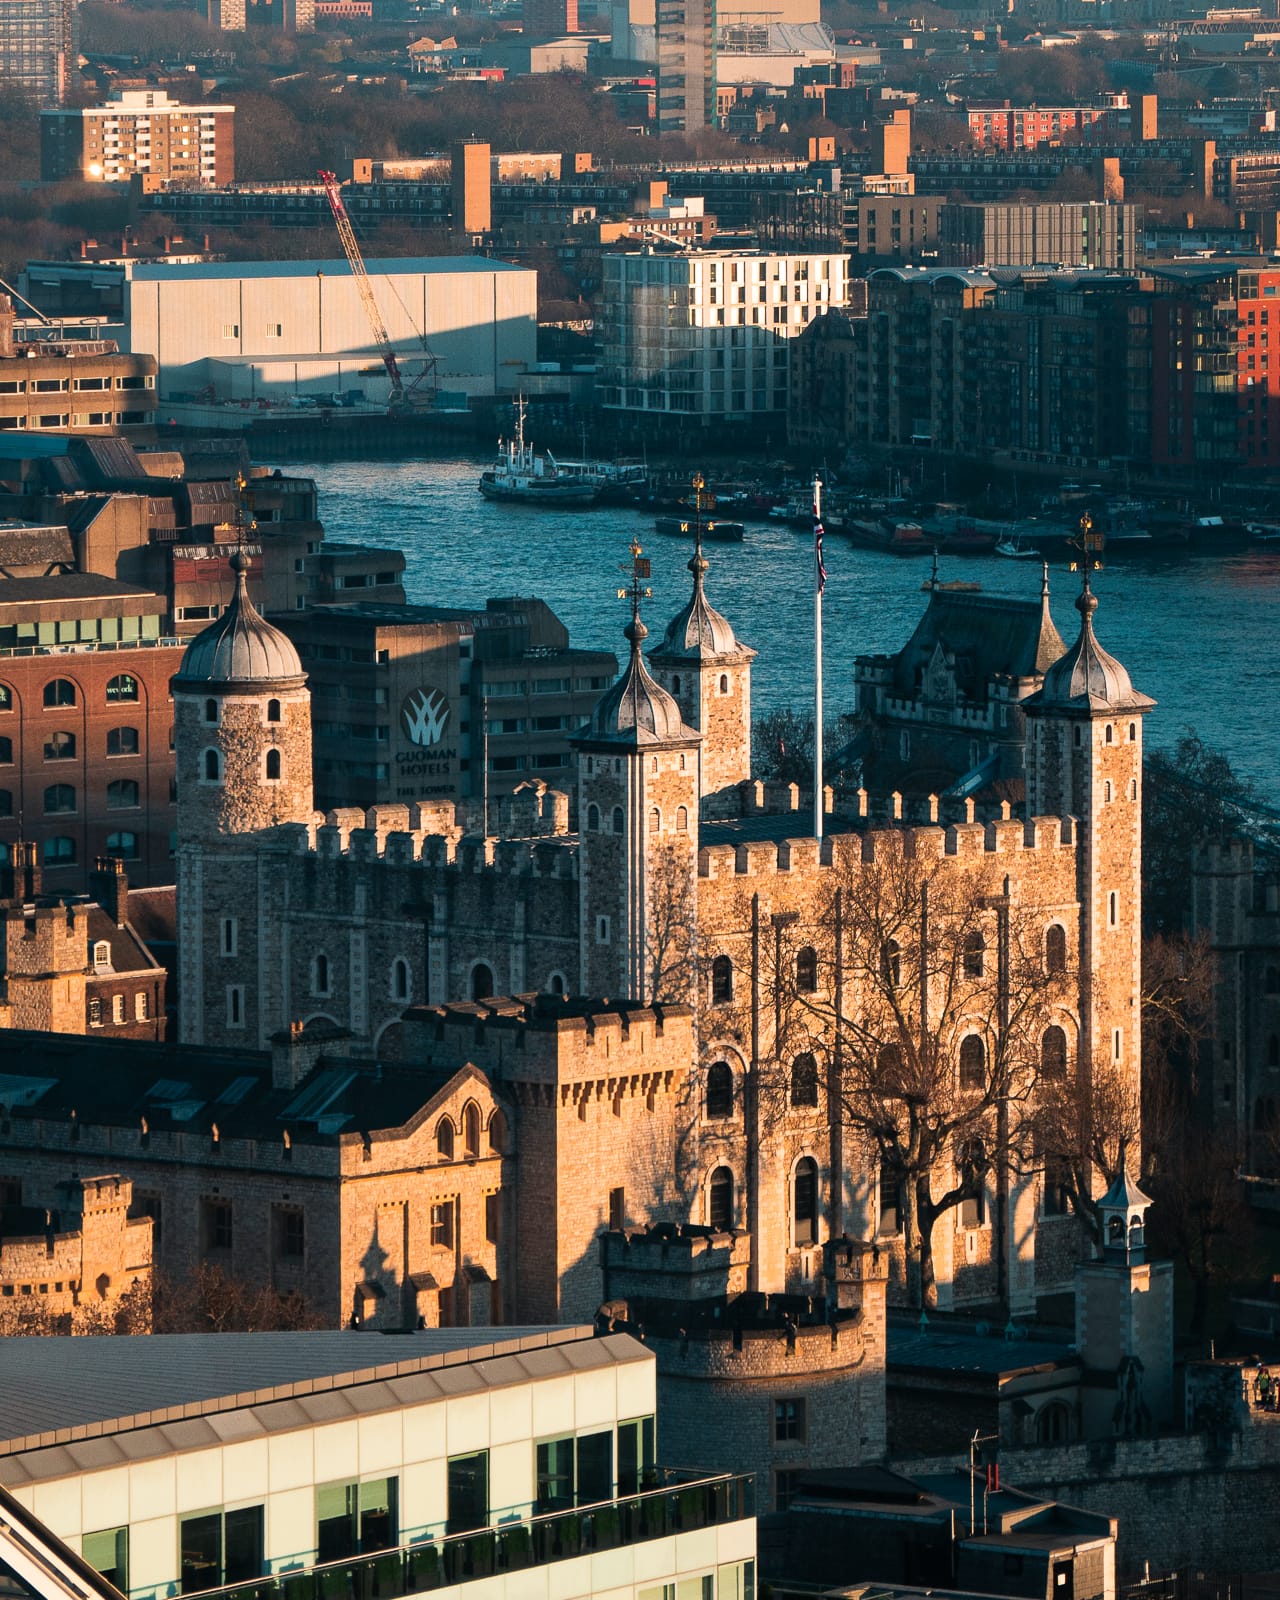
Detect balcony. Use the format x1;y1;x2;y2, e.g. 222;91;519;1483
184;1472;753;1600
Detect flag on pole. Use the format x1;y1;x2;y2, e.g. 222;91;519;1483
814;501;827;595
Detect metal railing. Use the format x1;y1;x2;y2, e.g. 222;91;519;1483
177;1472;753;1600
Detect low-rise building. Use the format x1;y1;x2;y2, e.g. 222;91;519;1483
40;90;235;185
0;296;157;437
0;1325;755;1600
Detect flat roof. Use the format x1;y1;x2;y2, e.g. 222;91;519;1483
0;1327;645;1464
131;257;529;282
0;574;162;604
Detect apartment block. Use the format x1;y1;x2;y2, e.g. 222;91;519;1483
0;0;77;105
938;201;1141;270
597;248;848;422
41;91;235;185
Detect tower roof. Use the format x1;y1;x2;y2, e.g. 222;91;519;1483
173;550;306;691
579;609;700;749
1024;573;1153;716
650;546;755;665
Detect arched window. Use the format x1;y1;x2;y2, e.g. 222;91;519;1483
796;946;818;993
107;779;139;809
43;784;75;814
204;698;219;725
106;831;138;860
43;679;75;708
706;1061;733;1119
436;1118;455;1160
463;1102;481;1158
204;749;222;782
1041;1025;1068;1080
43;731;75;761
959;1034;985;1090
1105;724;1113;745
587;804;600;831
791;1052;819;1108
267;699;282;723
266;749;282;781
649;807;660;833
709;1167;734;1232
93;940;111;970
1045;924;1067;974
106;674;138;703
43;836;75;866
794;1157;818;1246
963;930;985;978
0;737;10;764
1129;722;1137;740
719;674;728;694
612;806;624;833
1104;780;1112;804
711;954;733;1004
1036;1402;1071;1445
881;940;901;987
391;958;410;1002
548;972;566;995
676;806;688;832
312;953;330;995
107;726;139;757
488;1108;507;1154
471;963;494;1002
0;683;11;712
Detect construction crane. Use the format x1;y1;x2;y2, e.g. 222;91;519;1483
317;169;437;413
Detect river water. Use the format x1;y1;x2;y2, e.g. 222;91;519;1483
294;452;1280;794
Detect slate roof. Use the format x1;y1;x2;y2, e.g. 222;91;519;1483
0;522;75;573
0;1028;475;1148
84;905;159;976
886;590;1066;701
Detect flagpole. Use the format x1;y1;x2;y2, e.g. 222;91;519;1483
814;474;824;842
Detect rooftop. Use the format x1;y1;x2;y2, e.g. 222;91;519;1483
131;256;530;282
0;1326;641;1462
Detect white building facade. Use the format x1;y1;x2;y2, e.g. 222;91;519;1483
126;258;538;405
596;249;848;421
0;1326;756;1600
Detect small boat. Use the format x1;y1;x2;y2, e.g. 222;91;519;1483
995;536;1042;559
846;516;930;556
922;553;981;593
478;399;602;507
655;515;744;542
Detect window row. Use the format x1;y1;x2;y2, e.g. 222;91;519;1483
30;780;143;812
204;696;283;724
38;833;138;866
0;674;140;712
0;726;143;764
433;1103;506;1161
202;748;284;781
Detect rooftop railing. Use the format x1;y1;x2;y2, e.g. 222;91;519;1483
184;1471;753;1600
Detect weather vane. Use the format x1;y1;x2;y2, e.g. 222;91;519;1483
221;469;258;554
617;538;652;619
1068;509;1104;580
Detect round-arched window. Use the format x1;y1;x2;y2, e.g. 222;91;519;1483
471;963;494;1002
436;1118;454;1160
959;1034;985;1090
706;1061;733;1119
709;1167;734;1232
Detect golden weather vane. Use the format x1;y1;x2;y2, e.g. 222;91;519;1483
617;538;652;613
1068;509;1104;576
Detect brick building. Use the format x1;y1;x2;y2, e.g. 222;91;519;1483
0;296;157;437
40;90;235;186
169;527;1152;1320
964;95;1129;151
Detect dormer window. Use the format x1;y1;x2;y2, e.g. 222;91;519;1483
92;940;111;971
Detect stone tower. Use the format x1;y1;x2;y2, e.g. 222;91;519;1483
172;548;314;1044
1023;570;1154;1161
574;564;701;1004
648;538;757;800
1075;1151;1174;1435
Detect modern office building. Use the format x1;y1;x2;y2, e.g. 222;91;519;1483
938;201;1141;270
125;257;537;404
655;0;716;133
0;1327;756;1600
40;90;236;186
597;249;849;423
0;0;77;105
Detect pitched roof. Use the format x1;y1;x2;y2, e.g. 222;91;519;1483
887;590;1065;700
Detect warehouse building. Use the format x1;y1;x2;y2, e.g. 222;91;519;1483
125;257;538;405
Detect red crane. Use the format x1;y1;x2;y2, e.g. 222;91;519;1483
317;169;437;412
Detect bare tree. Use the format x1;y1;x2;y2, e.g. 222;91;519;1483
759;833;1071;1309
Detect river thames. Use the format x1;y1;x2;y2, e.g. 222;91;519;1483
296;453;1280;793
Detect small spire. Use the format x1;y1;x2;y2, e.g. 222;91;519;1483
617;538;653;657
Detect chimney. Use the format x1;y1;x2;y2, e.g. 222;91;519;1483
0;295;14;360
271;1019;351;1091
90;855;128;928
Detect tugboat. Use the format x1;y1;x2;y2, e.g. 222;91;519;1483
478;398;601;507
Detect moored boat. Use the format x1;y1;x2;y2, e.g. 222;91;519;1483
478;399;602;507
846;516;930;556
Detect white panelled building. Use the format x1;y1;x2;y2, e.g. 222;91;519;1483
0;1326;755;1600
596;250;849;422
126;258;538;406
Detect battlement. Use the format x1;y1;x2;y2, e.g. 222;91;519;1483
401;995;697;1086
698;813;1076;879
263;807;580;881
